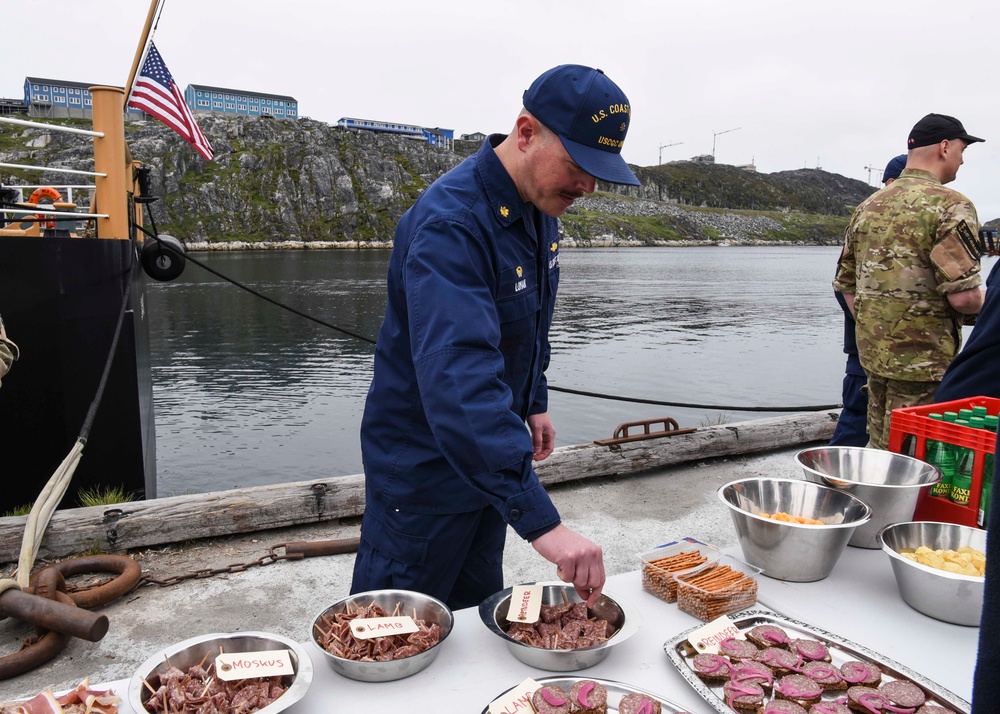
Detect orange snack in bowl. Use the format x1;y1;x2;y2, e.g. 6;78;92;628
757;511;824;526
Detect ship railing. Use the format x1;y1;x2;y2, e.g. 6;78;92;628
0;184;95;207
0;116;106;226
0;88;143;241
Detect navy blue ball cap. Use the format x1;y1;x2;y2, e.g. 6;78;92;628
522;64;640;186
883;154;907;183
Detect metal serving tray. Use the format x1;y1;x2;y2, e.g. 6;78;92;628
664;607;969;714
483;675;695;714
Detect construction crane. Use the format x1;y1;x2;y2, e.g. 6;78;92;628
712;127;741;159
658;141;684;165
864;164;883;186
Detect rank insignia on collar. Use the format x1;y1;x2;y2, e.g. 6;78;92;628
516;265;523;278
551;241;558;252
499;205;509;218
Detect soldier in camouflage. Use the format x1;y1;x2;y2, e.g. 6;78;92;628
834;113;986;450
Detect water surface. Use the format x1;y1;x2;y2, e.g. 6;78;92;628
150;246;981;495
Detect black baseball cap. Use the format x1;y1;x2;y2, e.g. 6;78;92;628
523;65;640;186
907;113;984;150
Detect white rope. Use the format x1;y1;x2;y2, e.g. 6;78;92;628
16;439;85;588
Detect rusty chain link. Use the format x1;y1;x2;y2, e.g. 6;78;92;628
135;544;303;589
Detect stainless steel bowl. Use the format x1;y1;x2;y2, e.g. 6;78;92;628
878;521;986;627
310;589;453;682
718;477;872;582
128;631;312;714
478;581;641;672
795;446;940;548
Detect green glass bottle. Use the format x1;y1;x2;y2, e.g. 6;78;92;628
980;415;998;528
959;408;975;422
926;413;954;499
950;419;974;507
972;405;988;419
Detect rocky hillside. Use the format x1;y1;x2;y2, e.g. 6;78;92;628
1;115;878;246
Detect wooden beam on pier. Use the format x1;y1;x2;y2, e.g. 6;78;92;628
0;411;839;563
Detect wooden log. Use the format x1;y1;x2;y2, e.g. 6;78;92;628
0;411;838;563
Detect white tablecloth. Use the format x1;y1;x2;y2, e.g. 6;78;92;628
96;545;978;713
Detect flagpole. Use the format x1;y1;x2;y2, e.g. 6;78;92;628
124;0;164;104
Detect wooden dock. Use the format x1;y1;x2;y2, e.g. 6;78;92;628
0;411;838;563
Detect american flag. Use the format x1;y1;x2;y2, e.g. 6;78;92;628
127;43;214;161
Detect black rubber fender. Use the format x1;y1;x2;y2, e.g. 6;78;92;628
141;233;186;281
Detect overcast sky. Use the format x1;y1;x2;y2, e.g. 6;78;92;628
5;0;999;220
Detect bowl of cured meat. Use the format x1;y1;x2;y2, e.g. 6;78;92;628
795;445;940;548
477;581;642;671
128;631;312;714
719;477;872;582
310;588;453;682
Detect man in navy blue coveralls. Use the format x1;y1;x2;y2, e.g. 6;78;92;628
828;154;906;447
352;65;641;610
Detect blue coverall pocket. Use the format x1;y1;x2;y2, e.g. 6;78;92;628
360;509;430;567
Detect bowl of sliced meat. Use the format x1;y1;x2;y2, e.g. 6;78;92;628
478;581;642;671
128;631;312;714
310;589;453;682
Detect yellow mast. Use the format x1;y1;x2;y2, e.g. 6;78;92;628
89;87;129;240
88;0;162;240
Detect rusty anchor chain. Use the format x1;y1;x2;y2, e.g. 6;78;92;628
0;554;140;680
0;538;358;678
137;537;361;588
31;554;143;610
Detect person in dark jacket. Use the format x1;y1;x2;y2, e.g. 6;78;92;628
351;65;640;610
935;243;1000;402
829;154;908;447
973;429;1000;711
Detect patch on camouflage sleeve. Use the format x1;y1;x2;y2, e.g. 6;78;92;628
957;220;983;260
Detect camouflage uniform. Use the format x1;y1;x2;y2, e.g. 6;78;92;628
833;168;982;449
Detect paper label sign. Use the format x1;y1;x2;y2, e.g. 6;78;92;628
687;614;743;654
489;677;541;714
505;584;542;624
215;649;293;681
351;615;420;640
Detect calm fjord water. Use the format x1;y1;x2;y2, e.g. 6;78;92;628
145;246;946;496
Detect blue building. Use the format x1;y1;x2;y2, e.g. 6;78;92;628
185;85;298;119
337;117;453;149
0;98;27;116
24;77;144;118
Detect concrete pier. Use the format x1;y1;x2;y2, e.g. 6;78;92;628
1;443;812;701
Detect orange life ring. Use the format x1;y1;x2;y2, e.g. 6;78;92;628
28;186;62;229
28;186;62;204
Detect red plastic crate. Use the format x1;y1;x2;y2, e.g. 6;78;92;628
888;396;999;529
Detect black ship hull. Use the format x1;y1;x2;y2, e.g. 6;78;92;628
0;235;155;513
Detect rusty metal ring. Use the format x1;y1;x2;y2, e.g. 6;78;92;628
0;589;74;680
30;555;142;609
